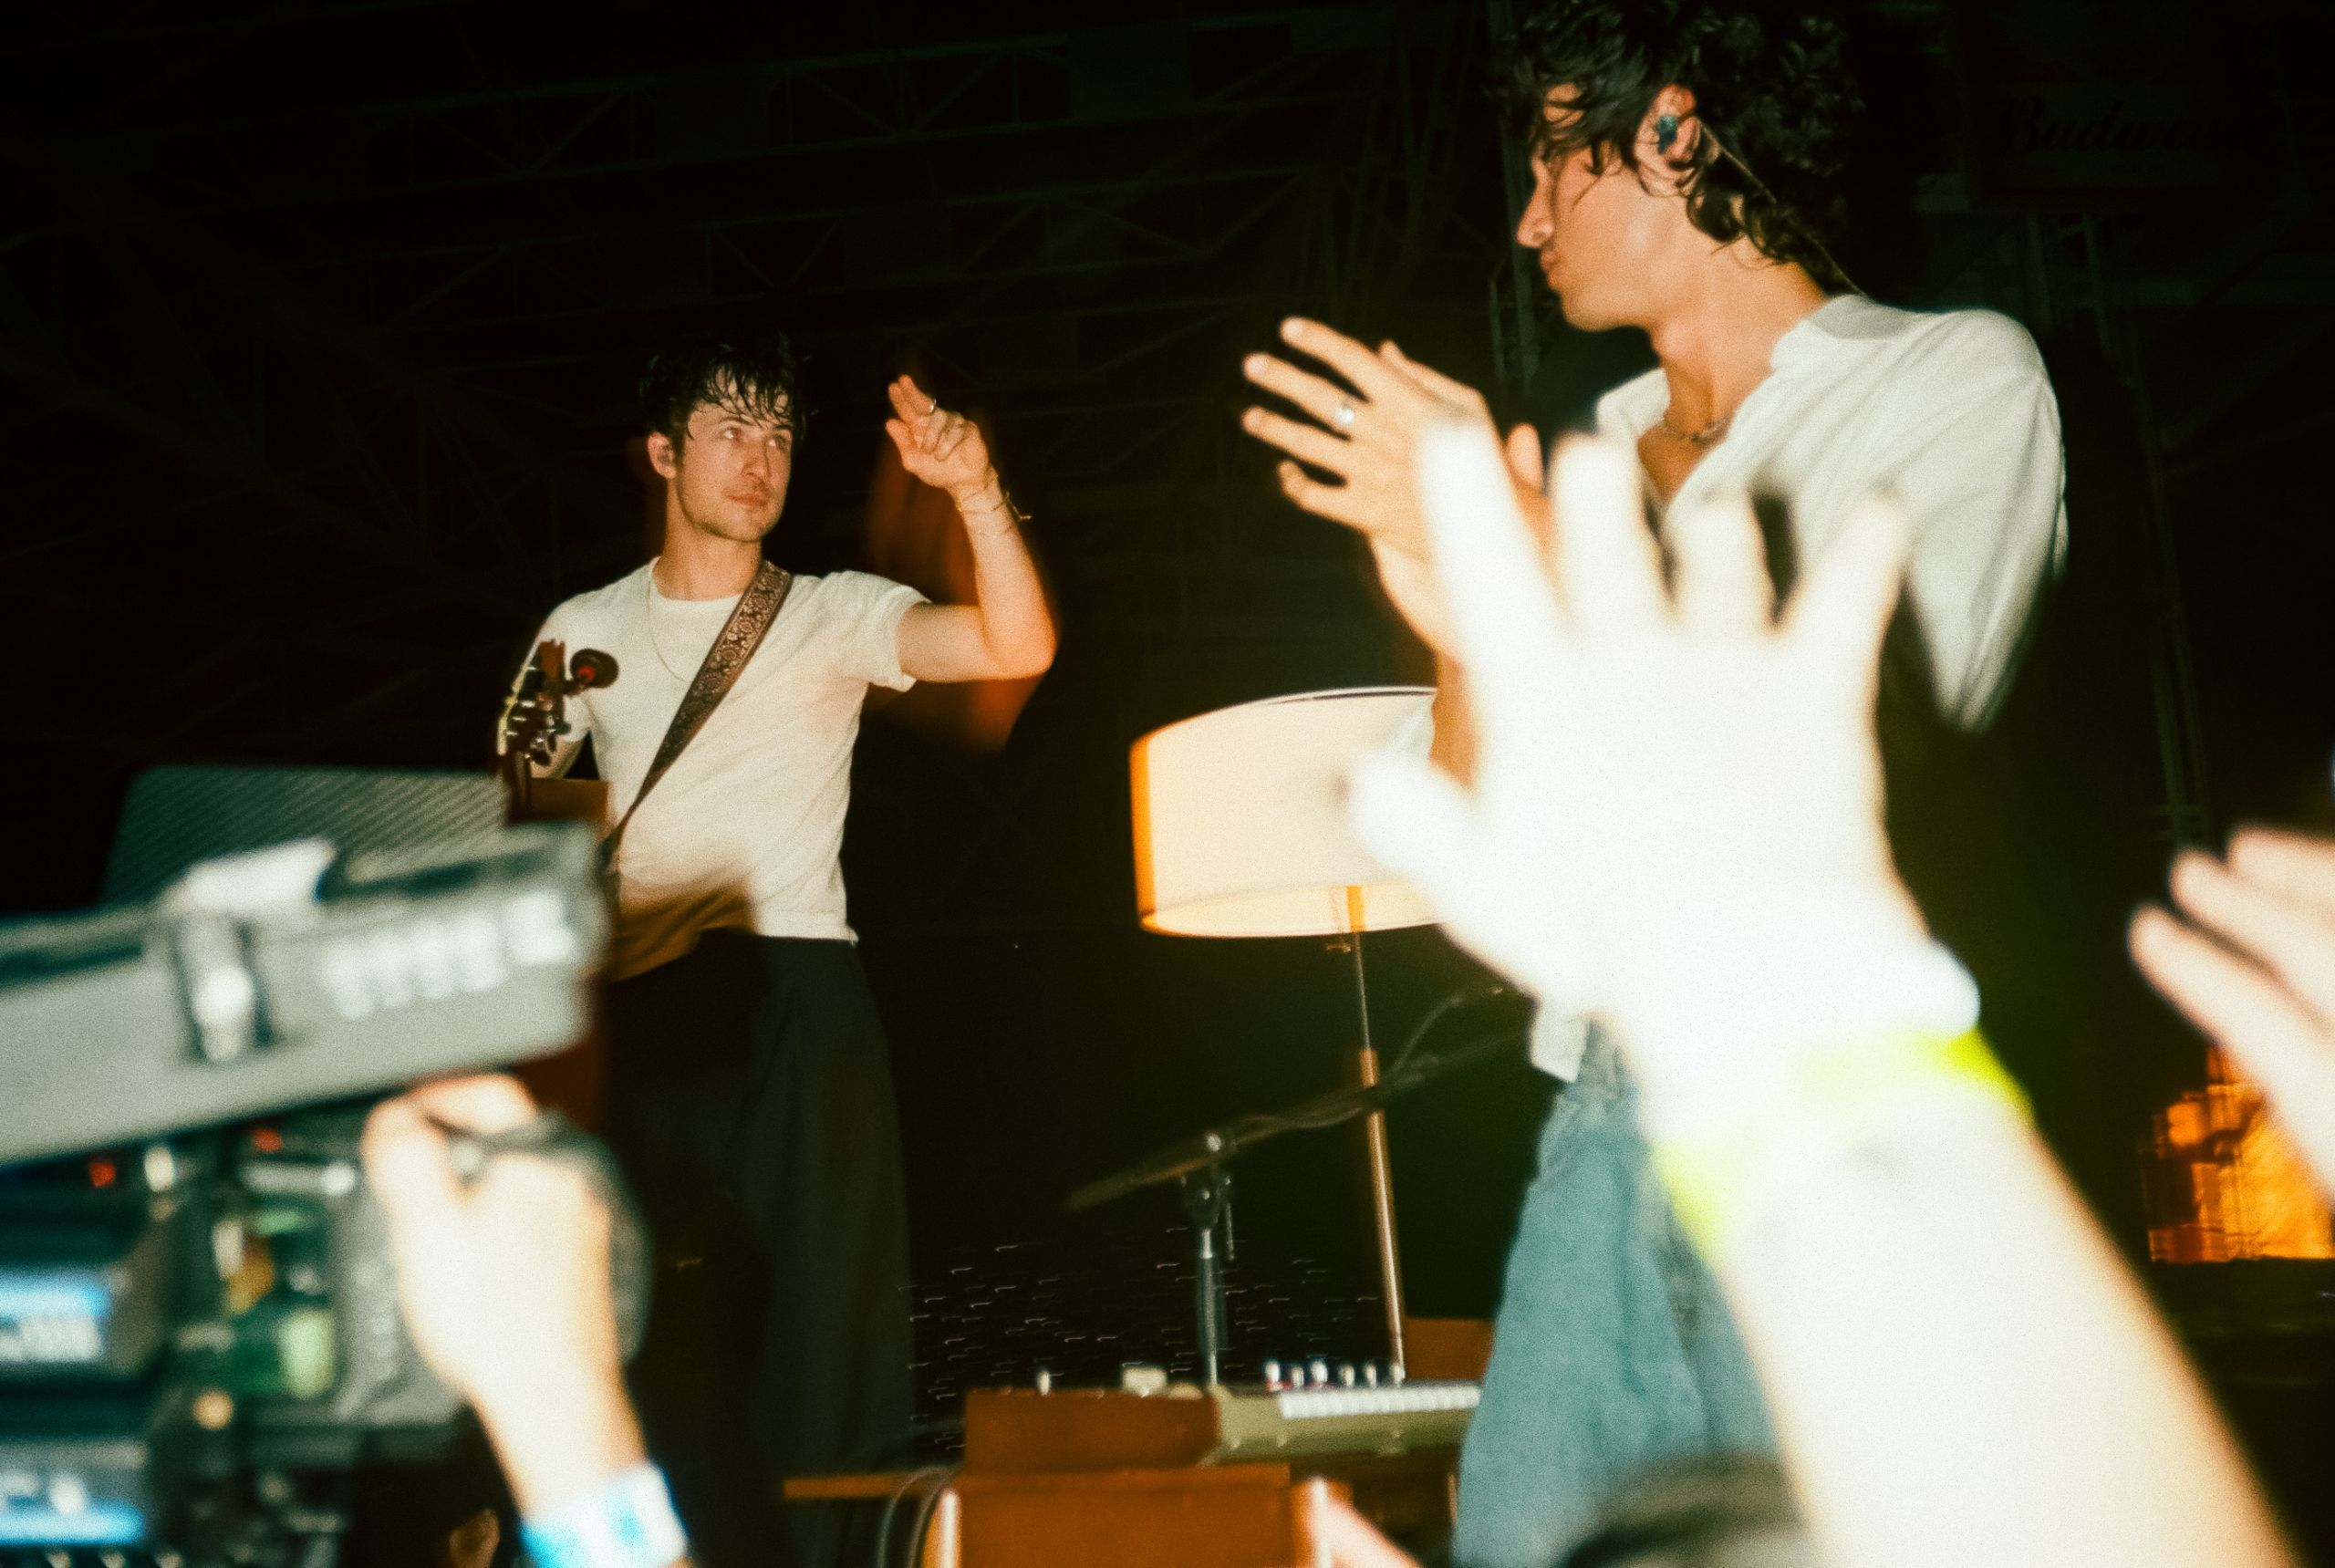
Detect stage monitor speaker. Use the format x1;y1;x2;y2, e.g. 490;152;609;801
102;764;503;906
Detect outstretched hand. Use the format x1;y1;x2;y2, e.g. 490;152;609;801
886;374;999;504
1241;318;1546;655
2133;829;2335;1189
1348;428;1944;1111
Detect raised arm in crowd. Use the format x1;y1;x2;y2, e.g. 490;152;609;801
1314;430;2295;1568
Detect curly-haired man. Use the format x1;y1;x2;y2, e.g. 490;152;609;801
1240;4;2065;1563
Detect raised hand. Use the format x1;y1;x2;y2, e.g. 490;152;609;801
362;1075;646;1514
2132;829;2335;1189
1241;318;1547;654
1347;428;1955;1116
886;373;1000;506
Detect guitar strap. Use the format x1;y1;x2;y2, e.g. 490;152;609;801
602;559;794;870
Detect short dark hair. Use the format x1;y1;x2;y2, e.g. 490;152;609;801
1498;0;1862;289
638;332;809;452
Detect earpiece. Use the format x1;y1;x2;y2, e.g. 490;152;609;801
1655;114;1680;154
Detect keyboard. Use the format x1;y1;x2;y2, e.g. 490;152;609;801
1207;1380;1479;1460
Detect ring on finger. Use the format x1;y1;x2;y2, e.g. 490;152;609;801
1332;400;1358;431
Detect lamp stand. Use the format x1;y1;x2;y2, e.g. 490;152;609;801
1336;889;1408;1384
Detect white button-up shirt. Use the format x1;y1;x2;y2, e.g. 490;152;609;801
1598;293;2068;732
1526;294;2068;1080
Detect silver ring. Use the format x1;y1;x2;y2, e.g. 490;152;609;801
1333;400;1358;430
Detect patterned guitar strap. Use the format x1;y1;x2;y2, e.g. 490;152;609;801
601;559;794;874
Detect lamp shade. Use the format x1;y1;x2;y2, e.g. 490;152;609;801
1132;687;1437;937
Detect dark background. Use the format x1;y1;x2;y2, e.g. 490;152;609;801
5;0;2335;1548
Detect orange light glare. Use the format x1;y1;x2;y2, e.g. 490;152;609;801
2144;1050;2334;1262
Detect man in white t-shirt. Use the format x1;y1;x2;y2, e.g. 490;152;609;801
516;332;1053;1568
1238;4;2065;1563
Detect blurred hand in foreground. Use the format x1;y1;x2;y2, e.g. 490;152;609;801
2132;828;2335;1189
362;1075;646;1516
1292;1480;1418;1568
1348;429;1943;1112
1241;318;1548;656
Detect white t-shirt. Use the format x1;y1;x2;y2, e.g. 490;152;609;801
524;565;926;980
1525;295;2068;1079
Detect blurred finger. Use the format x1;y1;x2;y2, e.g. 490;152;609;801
1382;341;1488;413
361;1094;464;1226
1503;424;1545;496
1351;754;1477;905
2169;851;2335;1031
1549;435;1663;636
1292;1476;1421;1568
408;1074;537;1135
1279;317;1406;406
1784;492;1910;711
1354;750;1567;1002
2130;906;2335;1183
1277;462;1374;532
1417;421;1566;704
1668;490;1772;636
2227;827;2335;926
1244;353;1371;436
1244;407;1359;477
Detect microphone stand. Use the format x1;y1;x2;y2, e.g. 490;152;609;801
1066;1015;1529;1386
1180;1163;1233;1388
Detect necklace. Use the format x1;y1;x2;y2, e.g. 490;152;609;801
1656;407;1731;446
643;566;696;681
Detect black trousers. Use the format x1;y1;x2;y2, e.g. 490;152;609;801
605;930;915;1568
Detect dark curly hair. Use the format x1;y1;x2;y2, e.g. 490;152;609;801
638;331;810;452
1498;0;1863;289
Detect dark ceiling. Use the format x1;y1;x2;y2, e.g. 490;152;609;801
1;1;1516;918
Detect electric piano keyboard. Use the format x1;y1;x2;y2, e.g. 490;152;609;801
1207;1380;1480;1460
960;1379;1479;1473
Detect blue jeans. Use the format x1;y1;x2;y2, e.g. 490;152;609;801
1452;1028;1776;1568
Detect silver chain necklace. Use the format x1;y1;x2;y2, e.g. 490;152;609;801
1656;407;1731;446
644;567;699;681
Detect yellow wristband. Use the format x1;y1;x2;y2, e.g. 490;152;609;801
1652;1028;2029;1256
